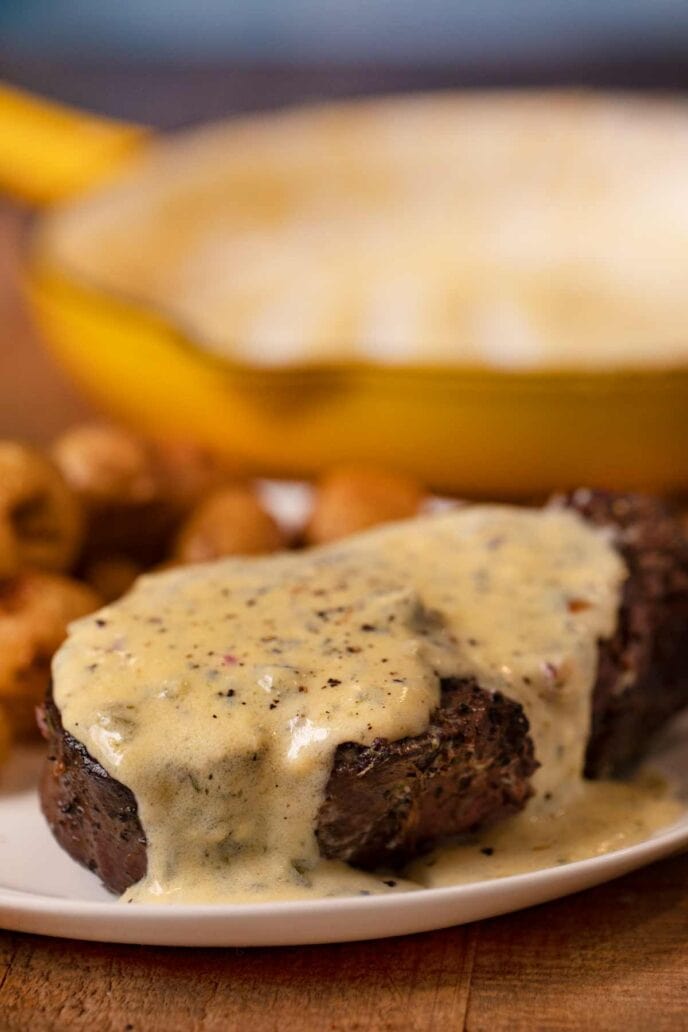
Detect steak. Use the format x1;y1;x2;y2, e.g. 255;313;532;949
39;678;536;894
39;697;146;895
38;492;688;893
316;679;535;868
319;492;688;865
562;490;688;777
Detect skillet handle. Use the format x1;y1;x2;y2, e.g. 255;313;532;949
0;82;148;206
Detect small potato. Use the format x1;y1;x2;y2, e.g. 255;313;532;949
152;440;237;513
84;556;141;603
306;465;425;545
0;441;82;578
1;666;48;739
53;425;238;564
52;423;157;508
173;486;286;563
52;424;174;563
0;571;101;739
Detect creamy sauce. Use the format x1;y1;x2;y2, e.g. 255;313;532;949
41;93;688;370
412;776;682;887
52;506;678;904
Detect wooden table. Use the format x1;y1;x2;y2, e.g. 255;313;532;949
1;201;688;1031
2;851;688;1032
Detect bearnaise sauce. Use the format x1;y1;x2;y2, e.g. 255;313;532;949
52;507;680;904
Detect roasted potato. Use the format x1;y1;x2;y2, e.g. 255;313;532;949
83;555;141;603
173;485;286;563
52;424;238;563
0;441;82;578
306;465;425;544
0;571;100;739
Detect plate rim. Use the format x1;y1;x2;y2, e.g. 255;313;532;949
2;803;687;945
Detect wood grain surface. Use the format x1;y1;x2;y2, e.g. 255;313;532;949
2;852;688;1031
1;194;687;1032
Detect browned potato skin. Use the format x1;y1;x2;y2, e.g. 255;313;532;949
52;424;165;562
52;425;237;563
84;556;141;603
0;441;82;578
306;465;425;545
0;571;101;739
51;424;158;508
2;665;50;739
173;486;286;563
152;440;238;512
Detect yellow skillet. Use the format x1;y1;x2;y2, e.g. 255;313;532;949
1;83;686;495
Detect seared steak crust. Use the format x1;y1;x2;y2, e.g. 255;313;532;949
316;679;535;868
38;491;688;893
40;696;146;895
563;490;688;777
40;678;536;892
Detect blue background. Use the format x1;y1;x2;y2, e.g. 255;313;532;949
1;1;686;62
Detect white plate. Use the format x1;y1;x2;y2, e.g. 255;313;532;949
2;712;687;948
